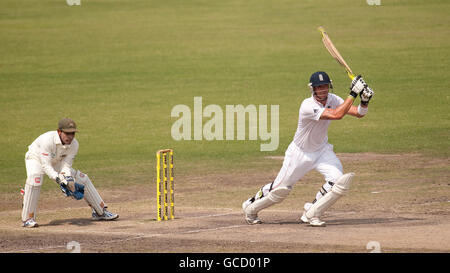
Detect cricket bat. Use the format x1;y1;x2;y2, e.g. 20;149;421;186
318;26;356;80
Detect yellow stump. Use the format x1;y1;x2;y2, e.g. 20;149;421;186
156;149;174;221
169;150;174;220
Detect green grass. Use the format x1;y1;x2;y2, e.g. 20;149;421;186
1;0;449;192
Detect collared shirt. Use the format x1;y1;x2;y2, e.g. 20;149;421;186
27;131;79;180
293;93;344;152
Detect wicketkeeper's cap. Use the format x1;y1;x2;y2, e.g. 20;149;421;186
309;71;332;87
58;118;78;133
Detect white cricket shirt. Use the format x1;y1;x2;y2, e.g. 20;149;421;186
293;93;344;152
27;131;79;180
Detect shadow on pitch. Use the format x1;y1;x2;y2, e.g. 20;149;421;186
324;217;424;226
42;218;95;227
269;217;424;226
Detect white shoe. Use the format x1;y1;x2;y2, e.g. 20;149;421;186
92;208;119;221
301;213;326;226
244;213;262;225
22;218;38;228
309;217;326;227
300;202;325;226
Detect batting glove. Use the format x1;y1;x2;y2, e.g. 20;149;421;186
349;75;367;98
360;86;374;106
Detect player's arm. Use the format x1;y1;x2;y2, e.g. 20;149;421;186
320;96;355;120
39;143;59;181
347;87;374;118
40;146;67;185
321;76;371;120
347;105;366;118
39;138;73;186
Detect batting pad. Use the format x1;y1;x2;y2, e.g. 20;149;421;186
74;170;105;215
305;173;354;219
21;175;43;221
245;186;291;215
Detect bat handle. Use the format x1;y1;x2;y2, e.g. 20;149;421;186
347;71;356;80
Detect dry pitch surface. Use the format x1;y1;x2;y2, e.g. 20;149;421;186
0;153;449;253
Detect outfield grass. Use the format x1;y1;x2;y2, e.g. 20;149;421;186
1;0;449;193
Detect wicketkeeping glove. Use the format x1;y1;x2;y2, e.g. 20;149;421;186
57;174;85;200
349;75;367;98
360;86;374;106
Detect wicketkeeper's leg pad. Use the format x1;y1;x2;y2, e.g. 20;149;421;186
305;173;354;219
73;170;105;215
21;174;43;222
245;186;292;215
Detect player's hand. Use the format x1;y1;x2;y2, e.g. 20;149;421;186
55;173;74;186
56;173;66;185
360;87;374;106
60;180;85;200
349;75;367;98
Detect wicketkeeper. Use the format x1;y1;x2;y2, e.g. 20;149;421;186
21;118;118;228
243;71;374;226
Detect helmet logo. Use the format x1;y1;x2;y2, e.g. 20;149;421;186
319;74;324;81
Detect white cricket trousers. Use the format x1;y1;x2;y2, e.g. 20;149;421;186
260;141;343;196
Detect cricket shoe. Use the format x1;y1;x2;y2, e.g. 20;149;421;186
308;217;326;227
244;213;262;225
92;208;119;221
300;212;326;226
300;202;326;227
242;198;262;225
22;218;38;228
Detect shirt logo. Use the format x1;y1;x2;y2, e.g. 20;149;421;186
313;109;319;114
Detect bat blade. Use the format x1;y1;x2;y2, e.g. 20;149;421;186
318;26;355;80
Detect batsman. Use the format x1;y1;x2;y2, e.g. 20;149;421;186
21;118;118;228
243;71;374;226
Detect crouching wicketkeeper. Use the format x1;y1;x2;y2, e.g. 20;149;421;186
21;118;118;228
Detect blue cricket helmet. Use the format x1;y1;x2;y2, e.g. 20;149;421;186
309;71;332;87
